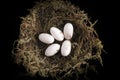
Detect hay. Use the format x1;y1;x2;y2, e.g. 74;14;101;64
12;0;103;79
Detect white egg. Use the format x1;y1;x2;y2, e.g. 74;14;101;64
38;33;54;44
50;27;64;41
61;40;71;56
45;43;60;56
64;23;73;40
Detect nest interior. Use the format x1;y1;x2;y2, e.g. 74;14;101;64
12;0;103;79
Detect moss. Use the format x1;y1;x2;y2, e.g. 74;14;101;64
12;0;103;79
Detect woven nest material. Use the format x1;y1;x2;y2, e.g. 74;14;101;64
12;0;103;79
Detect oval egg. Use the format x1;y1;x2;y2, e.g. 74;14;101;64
50;27;64;41
45;43;60;56
64;23;73;40
61;40;71;56
38;33;54;44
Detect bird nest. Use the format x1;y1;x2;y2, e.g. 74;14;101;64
12;0;103;79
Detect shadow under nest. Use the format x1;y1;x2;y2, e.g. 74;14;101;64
12;0;103;80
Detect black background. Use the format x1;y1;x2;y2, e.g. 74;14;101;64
1;0;118;80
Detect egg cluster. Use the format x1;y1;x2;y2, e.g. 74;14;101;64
38;23;73;57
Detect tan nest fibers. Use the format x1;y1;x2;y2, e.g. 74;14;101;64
12;0;103;79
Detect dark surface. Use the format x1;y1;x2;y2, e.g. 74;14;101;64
1;0;118;80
